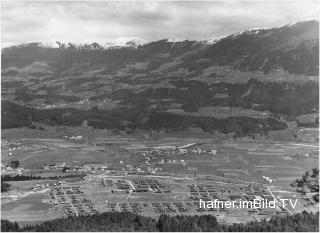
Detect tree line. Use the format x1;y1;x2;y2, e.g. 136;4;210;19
1;174;83;182
291;168;319;202
0;174;84;193
1;211;318;232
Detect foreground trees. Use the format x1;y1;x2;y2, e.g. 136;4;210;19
1;211;318;232
291;168;319;202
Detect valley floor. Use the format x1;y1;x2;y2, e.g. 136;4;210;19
1;127;319;226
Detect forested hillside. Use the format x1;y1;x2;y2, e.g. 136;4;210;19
1;21;319;135
1;100;287;136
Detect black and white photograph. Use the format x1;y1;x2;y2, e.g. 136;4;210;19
1;0;319;232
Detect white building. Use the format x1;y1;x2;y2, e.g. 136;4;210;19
209;150;217;155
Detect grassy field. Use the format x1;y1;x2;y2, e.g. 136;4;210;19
1;189;63;225
2;132;318;182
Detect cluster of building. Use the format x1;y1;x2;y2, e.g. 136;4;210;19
132;143;217;175
283;152;318;159
261;176;276;183
123;162;160;175
2;140;27;157
33;181;63;191
1;162;29;175
44;98;92;110
63;135;86;143
1;165;29;175
88;161;161;175
151;202;178;214
132;178;170;193
109;178;171;194
48;184;98;217
242;185;274;201
154;158;186;166
42;163;94;172
2;140;25;149
137;143;216;157
188;182;282;216
102;181;287;217
107;202;188;215
117;202;143;213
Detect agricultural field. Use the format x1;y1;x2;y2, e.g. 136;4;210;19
1;180;64;225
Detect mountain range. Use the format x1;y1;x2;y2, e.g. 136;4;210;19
1;20;319;136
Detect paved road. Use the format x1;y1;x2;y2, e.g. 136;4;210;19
60;186;79;216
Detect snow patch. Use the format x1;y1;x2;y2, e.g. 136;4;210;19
166;37;187;43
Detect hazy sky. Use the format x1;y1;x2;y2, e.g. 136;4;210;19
2;0;319;45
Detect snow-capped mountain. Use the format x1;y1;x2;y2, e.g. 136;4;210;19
1;20;318;133
2;37;149;50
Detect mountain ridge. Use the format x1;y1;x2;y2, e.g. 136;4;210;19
1;20;319;134
2;20;318;75
3;20;318;51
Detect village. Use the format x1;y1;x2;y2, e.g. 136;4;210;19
35;172;297;223
1;135;319;224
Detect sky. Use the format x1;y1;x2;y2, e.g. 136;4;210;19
1;0;319;46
